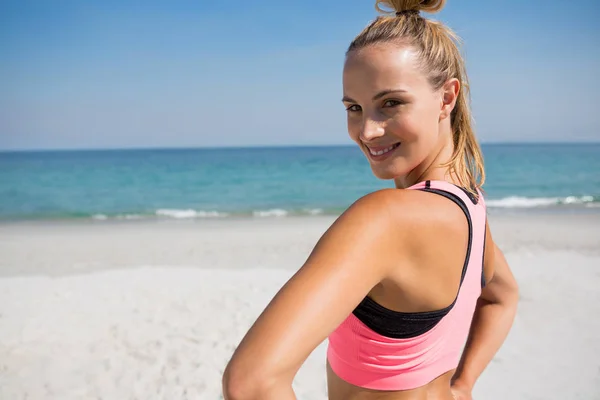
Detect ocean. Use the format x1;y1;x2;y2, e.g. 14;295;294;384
1;143;599;221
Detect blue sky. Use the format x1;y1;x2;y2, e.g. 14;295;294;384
1;0;599;150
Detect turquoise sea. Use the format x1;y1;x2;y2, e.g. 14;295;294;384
1;143;599;221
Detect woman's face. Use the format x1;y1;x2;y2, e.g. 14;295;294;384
342;43;451;181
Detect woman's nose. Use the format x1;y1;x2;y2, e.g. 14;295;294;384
359;118;385;142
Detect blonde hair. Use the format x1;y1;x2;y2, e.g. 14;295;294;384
348;0;485;193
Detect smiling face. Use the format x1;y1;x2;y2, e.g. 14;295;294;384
342;43;454;183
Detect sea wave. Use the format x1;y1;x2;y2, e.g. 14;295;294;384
90;208;327;221
252;209;288;217
155;209;228;219
5;196;600;223
93;213;145;220
486;195;597;208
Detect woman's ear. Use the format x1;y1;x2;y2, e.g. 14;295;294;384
440;78;460;121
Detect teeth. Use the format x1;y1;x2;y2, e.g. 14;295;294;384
369;143;399;156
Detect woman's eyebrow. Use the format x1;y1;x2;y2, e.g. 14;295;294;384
342;89;408;103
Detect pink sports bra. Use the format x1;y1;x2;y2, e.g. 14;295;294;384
327;180;487;391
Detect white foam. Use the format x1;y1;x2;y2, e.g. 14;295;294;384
305;208;324;215
252;209;288;217
116;214;143;220
487;196;596;208
155;209;227;219
92;214;108;220
562;196;596;205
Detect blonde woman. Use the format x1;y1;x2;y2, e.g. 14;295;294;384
223;1;519;399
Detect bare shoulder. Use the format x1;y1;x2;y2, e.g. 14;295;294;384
311;188;416;266
334;189;468;250
351;188;470;241
346;187;462;221
331;188;454;248
336;188;421;229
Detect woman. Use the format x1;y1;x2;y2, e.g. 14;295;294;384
222;1;519;399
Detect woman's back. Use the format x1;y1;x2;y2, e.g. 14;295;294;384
327;180;487;399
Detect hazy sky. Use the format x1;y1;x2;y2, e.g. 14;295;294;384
1;0;599;150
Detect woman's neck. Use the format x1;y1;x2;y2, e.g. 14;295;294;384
394;131;456;189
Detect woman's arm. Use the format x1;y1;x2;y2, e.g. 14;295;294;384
451;223;520;396
222;190;415;400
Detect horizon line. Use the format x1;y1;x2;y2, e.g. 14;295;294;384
1;140;599;153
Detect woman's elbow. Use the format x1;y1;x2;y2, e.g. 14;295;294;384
222;363;253;400
222;361;275;400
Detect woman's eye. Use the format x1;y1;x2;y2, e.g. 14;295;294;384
383;100;401;107
346;105;361;112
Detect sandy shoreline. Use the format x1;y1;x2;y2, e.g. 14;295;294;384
1;214;599;399
2;213;599;277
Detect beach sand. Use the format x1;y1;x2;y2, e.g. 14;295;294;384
1;213;599;399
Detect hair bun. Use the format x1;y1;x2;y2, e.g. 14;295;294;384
375;0;446;15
